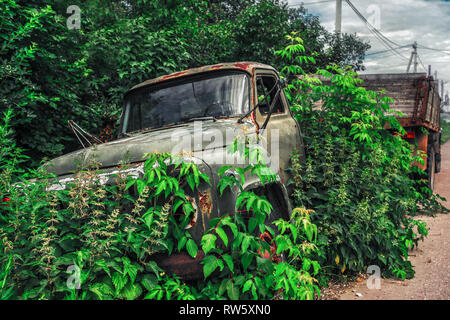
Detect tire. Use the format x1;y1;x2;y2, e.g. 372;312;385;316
427;146;436;192
261;187;290;263
436;152;442;173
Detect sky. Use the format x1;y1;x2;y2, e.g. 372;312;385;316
287;0;450;108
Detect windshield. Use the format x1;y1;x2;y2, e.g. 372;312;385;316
121;71;250;133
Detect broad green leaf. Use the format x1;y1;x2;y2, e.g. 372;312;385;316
112;272;128;293
215;227;228;247
201;234;217;255
222;254;234;273
121;283;143;300
186;239;198;258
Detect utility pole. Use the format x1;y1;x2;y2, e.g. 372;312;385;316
407;42;418;73
335;0;342;35
413;42;418;73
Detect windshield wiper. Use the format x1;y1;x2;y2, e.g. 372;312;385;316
237;79;280;124
238;79;287;134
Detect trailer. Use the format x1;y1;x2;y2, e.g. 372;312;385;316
358;73;442;191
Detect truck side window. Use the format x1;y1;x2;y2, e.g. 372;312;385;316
256;76;284;114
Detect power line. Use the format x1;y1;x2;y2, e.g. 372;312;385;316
366;51;397;59
345;0;409;61
417;44;450;56
290;0;449;72
288;0;334;6
345;0;407;60
345;0;402;48
365;44;412;56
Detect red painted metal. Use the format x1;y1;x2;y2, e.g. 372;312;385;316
405;131;415;139
258;231;281;263
128;62;276;93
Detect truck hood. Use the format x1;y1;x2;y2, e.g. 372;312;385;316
44;119;257;176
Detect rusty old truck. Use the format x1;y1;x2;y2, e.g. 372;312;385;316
44;62;305;279
358;73;442;190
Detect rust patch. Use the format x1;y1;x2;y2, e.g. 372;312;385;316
258;231;281;263
160;70;188;81
250;111;259;131
185;195;198;229
199;190;212;218
173;195;198;229
210;64;224;70
233;62;253;70
128;62;276;93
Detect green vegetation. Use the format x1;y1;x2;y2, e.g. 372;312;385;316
440;118;450;145
0;1;446;301
1;0;369;166
0;113;321;299
278;34;439;281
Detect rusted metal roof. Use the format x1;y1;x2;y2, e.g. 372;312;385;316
128;61;276;92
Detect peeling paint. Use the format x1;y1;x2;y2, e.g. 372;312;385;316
184;195;198;230
199;190;212;218
129;62;276;93
199;189;212;232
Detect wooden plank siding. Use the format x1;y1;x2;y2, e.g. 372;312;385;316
358;73;441;131
308;73;441;132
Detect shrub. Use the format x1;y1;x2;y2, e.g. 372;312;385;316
277;34;435;280
0;112;322;299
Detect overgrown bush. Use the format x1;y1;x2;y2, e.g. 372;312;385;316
277;34;439;281
194;138;322;299
1;0;370;165
0;112;322;299
1;32;445;300
440;118;450;145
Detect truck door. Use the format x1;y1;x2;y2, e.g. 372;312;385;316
253;69;304;184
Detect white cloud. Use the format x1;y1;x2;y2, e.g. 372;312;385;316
287;0;450;98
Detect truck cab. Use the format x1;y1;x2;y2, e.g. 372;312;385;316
44;62;305;279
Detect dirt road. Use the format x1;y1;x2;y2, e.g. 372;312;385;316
339;141;450;300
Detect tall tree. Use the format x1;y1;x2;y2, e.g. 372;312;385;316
0;0;370;166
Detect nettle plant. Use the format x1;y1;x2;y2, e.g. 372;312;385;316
0;107;321;300
194;138;322;300
276;33;434;280
0;149;211;300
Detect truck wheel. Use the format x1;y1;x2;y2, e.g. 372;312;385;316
427;146;436;192
244;185;290;263
260;186;289;263
435;152;442;173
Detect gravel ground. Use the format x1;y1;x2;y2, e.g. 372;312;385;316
335;141;450;300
